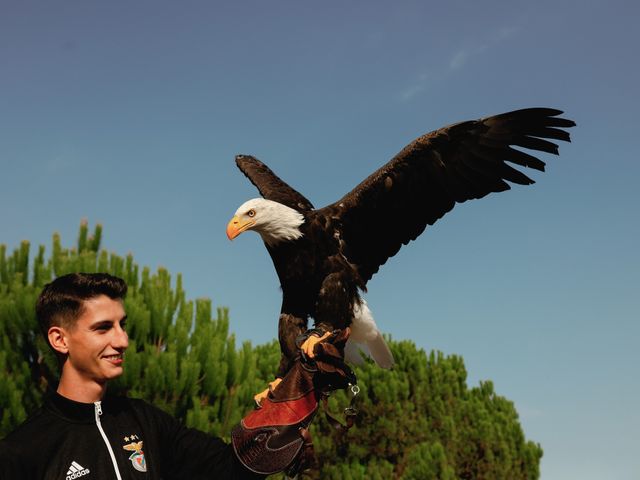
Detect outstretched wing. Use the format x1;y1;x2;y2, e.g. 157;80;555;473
235;155;315;212
323;108;575;283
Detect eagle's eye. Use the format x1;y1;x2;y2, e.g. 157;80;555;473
247;209;256;218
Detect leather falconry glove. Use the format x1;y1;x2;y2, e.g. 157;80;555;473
231;328;355;477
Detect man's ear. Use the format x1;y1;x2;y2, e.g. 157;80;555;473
48;326;69;355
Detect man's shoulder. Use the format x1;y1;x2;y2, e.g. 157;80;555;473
0;405;59;466
1;406;51;444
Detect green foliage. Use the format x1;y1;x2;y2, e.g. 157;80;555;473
0;223;542;479
310;345;542;479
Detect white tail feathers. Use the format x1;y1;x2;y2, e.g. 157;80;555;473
367;331;395;369
346;299;394;368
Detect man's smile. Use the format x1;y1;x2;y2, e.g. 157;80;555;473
103;353;124;365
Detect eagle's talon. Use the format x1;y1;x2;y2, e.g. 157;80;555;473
254;378;283;407
254;388;268;408
300;331;332;359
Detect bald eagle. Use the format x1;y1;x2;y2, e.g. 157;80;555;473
226;108;574;388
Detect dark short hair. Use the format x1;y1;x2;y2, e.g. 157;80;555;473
36;272;128;336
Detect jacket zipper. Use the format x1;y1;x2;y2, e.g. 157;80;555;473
94;401;123;480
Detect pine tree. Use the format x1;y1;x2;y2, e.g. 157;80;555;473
0;222;543;479
311;346;542;479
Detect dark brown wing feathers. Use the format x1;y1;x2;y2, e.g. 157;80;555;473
323;108;575;282
235;155;315;212
235;108;574;284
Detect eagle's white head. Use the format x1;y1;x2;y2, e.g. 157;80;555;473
226;198;305;246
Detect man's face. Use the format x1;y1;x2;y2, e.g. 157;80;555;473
63;294;129;384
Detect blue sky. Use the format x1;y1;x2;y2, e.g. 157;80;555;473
1;1;638;478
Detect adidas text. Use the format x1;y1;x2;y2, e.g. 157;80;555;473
66;470;90;480
66;461;90;480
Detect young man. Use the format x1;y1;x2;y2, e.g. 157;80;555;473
0;273;271;479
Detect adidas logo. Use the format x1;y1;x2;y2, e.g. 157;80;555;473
66;461;90;479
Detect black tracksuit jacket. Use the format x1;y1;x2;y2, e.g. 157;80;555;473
0;391;263;479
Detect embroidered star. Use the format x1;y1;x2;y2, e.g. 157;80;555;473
124;436;130;442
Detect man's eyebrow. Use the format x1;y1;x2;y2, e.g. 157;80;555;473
90;315;127;328
90;320;115;328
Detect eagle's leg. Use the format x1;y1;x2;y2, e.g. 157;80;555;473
277;312;308;375
309;270;358;360
254;312;307;406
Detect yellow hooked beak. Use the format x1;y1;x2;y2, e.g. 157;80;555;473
226;215;255;240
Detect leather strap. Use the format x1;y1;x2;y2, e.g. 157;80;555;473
322;383;360;433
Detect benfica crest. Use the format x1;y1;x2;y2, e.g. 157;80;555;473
122;435;147;473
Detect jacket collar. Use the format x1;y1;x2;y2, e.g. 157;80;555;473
45;390;111;424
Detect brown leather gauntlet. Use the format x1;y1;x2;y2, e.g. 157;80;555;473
231;329;354;476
